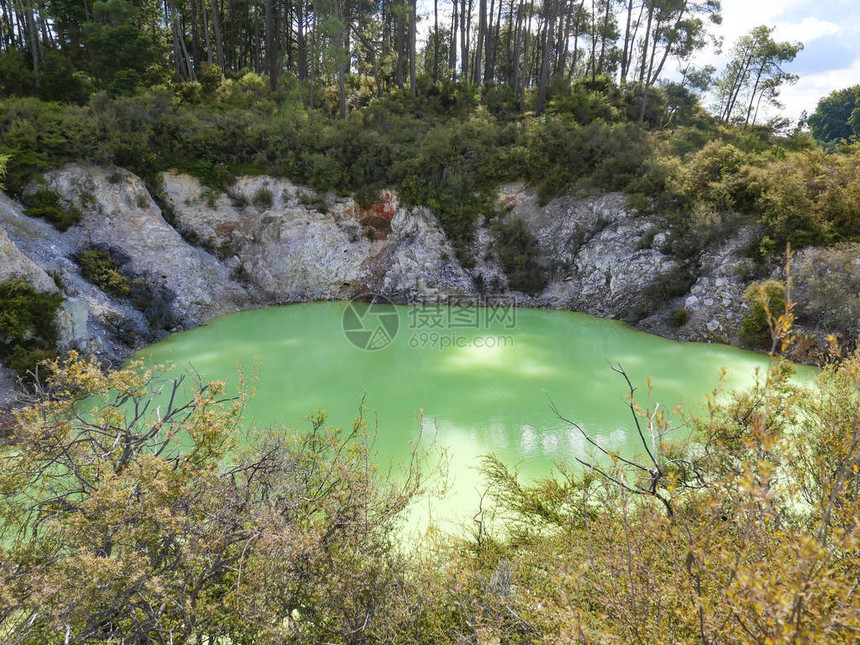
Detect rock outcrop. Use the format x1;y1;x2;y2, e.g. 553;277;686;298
158;171;473;301
39;165;253;325
0;202;57;293
491;185;679;318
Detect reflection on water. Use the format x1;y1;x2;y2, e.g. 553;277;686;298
134;302;813;529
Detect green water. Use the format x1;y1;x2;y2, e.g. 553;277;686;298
134;302;810;527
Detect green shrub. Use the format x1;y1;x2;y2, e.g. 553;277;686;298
75;246;176;330
634;266;697;320
671;308;690;327
23;189;82;231
252;186;274;209
76;247;132;297
740;280;786;348
0;277;62;375
492;217;548;295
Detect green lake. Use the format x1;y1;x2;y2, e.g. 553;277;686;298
134;301;810;529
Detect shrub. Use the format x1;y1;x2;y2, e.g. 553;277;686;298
252;186;274;209
0;276;63;375
75;246;176;330
740;279;786;348
671;308;690;327
634;266;696;320
0;355;428;643
23;188;82;231
793;244;860;341
75;247;132;297
491;217;548;294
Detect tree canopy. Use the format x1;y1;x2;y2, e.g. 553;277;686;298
808;84;860;146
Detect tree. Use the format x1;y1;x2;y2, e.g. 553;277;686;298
634;0;723;122
83;0;159;91
716;25;802;127
808;85;860;146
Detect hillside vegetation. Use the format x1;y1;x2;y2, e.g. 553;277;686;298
0;0;858;266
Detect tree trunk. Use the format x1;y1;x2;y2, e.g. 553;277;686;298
638;1;653;84
201;0;212;62
460;0;468;80
396;0;405;88
297;0;307;78
211;0;225;69
433;0;439;82
449;0;458;74
744;63;766;127
409;0;416;94
266;0;277;90
24;0;39;87
335;2;347;117
473;0;485;85
512;0;523;96
597;0;610;75
190;0;202;71
536;0;554;115
309;10;316;108
483;0;494;82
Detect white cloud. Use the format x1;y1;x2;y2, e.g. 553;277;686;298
780;55;860;118
772;17;840;43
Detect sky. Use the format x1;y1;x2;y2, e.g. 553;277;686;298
416;0;860;125
696;0;860;123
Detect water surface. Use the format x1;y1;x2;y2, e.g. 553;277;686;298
135;302;810;527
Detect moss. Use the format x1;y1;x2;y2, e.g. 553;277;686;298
0;277;63;375
23;189;82;231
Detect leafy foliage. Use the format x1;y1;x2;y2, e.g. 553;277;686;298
0;277;63;375
491;217;548;294
22;188;82;231
75;247;132;297
0;355;428;644
740;279;786;348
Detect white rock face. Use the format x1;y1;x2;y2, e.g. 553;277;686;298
56;297;90;350
0;218;57;293
491;184;677;318
373;206;474;296
158;171;473;300
41;165;252;325
1;186;151;362
665;227;757;343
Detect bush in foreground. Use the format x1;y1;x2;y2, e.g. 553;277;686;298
1;341;859;643
0;354;428;643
